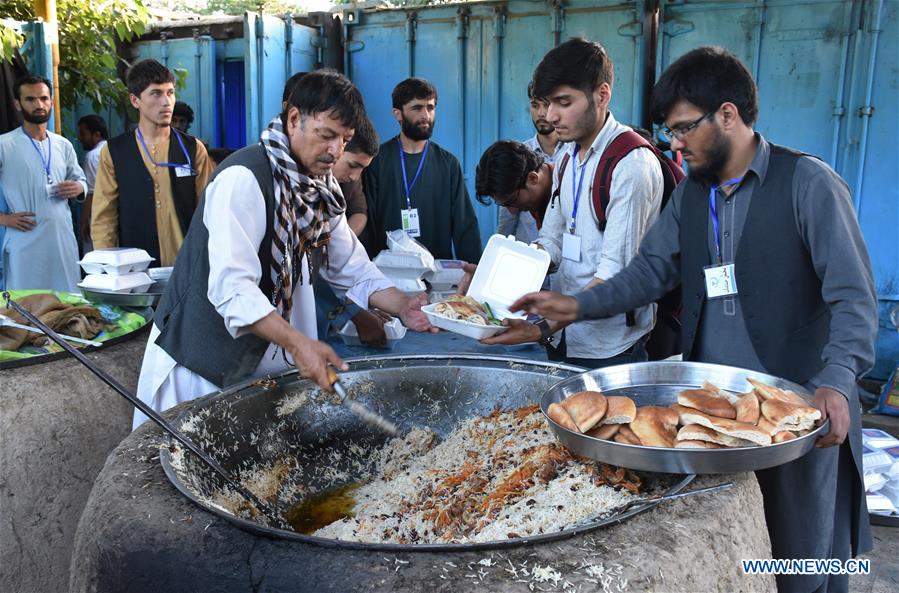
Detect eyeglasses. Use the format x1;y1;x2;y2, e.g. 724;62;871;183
660;111;715;141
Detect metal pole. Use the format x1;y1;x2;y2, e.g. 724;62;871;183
32;0;61;134
853;0;884;215
2;293;292;530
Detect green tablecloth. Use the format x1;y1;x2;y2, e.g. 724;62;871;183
0;290;148;362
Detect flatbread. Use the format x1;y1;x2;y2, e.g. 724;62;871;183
559;391;608;432
734;391;760;425
677;388;737;419
630;406;679;448
601;396;636;425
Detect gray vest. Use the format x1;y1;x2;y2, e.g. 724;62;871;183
679;144;830;384
154;144;276;387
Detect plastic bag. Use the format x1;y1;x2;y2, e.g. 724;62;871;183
872;366;899;416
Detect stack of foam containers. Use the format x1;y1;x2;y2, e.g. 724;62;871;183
425;259;466;303
78;248;154;293
862;428;899;518
372;230;437;296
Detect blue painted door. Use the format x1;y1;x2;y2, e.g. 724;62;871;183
243;14;320;143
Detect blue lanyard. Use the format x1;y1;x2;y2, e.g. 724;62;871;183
23;127;52;183
398;138;429;210
137;127;193;173
568;145;590;233
709;176;743;264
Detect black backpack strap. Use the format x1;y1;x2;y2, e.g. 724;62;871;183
550;152;570;208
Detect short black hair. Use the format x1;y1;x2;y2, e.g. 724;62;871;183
14;74;52;100
126;59;175;97
282;71;308;104
283;69;366;131
532;38;614;99
391;78;437;110
78;115;109;140
651;46;758;126
344;116;379;157
475;140;543;206
173;101;194;124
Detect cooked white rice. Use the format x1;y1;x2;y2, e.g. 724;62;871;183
313;405;637;543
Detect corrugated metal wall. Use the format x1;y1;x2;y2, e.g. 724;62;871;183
345;0;653;242
131;15;319;147
345;0;897;378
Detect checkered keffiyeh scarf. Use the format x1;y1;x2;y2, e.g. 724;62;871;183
260;117;346;321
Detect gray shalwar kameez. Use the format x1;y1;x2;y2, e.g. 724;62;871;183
575;135;876;593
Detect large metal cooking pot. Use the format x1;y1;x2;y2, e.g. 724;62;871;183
161;355;693;550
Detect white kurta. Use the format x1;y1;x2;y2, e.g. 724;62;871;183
0;127;88;291
133;165;392;428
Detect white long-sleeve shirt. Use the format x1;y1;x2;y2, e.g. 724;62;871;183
133;166;392;428
536;112;663;359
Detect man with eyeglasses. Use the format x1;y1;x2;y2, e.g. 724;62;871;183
494;83;564;244
513;46;876;593
471;38;664;370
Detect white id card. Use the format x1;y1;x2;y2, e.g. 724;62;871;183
562;232;582;262
45;182;60;198
175;165;195;178
401;208;421;237
704;263;739;299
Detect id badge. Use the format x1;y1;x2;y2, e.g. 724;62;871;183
401;208;421;238
45;181;60;198
175;165;195;178
562;232;582;262
704;263;739;299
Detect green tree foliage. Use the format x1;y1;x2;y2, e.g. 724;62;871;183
165;0;300;16
0;1;149;112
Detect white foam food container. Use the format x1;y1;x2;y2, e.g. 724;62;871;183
79;248;154;275
422;234;550;340
425;259;466;291
373;250;431;280
389;276;428;295
79;271;153;294
338;317;407;348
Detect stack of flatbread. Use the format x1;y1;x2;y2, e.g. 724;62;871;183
547;378;821;449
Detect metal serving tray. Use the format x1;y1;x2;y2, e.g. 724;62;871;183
80;284;164;308
541;361;829;474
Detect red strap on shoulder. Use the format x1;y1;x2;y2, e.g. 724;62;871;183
592;131;652;231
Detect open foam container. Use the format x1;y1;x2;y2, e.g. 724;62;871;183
422;234;550;339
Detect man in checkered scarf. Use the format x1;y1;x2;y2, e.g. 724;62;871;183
132;70;436;428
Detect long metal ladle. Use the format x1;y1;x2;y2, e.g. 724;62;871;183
2;292;292;530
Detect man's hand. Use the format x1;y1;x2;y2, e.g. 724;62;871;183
286;333;347;391
511;291;580;323
0;212;36;231
814;387;850;448
54;181;84;200
455;262;477;296
480;318;542;345
398;292;438;333
351;309;387;347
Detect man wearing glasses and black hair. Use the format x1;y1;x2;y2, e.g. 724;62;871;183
477;38;664;369
514;46;876;593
